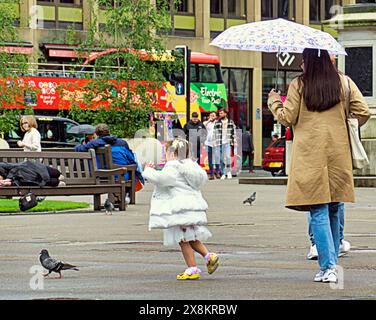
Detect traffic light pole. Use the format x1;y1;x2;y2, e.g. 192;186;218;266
186;48;191;123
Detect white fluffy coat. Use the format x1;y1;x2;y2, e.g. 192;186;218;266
142;159;209;230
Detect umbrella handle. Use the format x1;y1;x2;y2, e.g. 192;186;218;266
275;49;280;92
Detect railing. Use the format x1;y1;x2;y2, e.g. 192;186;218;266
6;62;129;79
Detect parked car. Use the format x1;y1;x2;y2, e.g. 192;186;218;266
262;137;286;176
4;116;84;149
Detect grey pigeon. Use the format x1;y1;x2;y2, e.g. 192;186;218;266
243;192;256;205
39;249;79;279
104;198;115;215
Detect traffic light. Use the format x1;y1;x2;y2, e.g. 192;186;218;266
170;45;189;96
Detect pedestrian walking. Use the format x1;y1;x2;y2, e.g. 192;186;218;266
183;112;206;164
17;115;41;152
204;111;220;180
268;48;370;283
213;108;236;180
142;138;219;280
242;126;254;173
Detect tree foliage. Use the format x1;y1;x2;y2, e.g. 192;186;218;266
0;0;30;135
65;0;182;138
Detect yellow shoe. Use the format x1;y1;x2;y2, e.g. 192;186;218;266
206;253;219;274
176;272;201;280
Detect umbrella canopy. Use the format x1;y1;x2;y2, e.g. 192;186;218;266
210;18;347;55
67;124;95;135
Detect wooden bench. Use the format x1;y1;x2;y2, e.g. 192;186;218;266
0;149;127;211
96;145;137;205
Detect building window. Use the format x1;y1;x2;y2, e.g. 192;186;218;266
176;0;194;14
210;0;246;17
210;0;247;38
228;0;247;17
222;68;252;130
210;0;223;15
36;0;83;29
156;0;195;37
310;0;343;23
345;47;373;97
262;0;295;20
262;0;273;19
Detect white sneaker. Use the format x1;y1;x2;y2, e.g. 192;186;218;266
339;240;351;257
322;269;338;283
220;175;226;180
314;270;326;282
227;172;232;179
307;245;318;260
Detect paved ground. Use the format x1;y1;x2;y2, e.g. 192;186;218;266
0;178;375;300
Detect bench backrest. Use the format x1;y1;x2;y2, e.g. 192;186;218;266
0;150;98;185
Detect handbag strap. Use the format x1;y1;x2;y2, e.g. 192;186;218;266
343;74;351;119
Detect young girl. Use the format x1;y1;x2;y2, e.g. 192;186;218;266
142;138;219;280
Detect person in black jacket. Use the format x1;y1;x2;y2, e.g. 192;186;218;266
183;112;206;164
0;161;63;187
242;126;255;173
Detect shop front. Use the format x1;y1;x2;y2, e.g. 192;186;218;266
262;52;302;153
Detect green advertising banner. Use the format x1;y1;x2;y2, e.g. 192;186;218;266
191;83;227;112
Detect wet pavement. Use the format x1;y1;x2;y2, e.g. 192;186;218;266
0;179;375;300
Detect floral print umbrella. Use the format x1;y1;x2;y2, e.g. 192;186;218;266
210;18;347;55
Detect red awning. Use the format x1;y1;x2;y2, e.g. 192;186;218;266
48;49;88;58
0;45;33;55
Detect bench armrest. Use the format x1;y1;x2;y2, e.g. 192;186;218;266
95;167;128;178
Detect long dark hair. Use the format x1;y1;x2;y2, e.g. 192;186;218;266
299;48;341;112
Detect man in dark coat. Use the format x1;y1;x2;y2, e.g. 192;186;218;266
0;161;61;187
242;126;255;173
183;112;206;164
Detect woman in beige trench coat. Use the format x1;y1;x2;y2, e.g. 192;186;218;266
268;48;370;283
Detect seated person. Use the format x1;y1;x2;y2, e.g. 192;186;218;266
74;124;144;187
46;124;54;140
0;161;65;187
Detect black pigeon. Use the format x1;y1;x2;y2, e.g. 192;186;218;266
243;192;256;205
39;249;79;279
104;198;115;215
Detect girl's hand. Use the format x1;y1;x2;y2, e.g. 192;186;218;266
17;141;24;147
268;89;281;99
144;161;155;169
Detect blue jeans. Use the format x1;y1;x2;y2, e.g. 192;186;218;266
214;143;231;175
206;146;220;175
309;203;341;270
308;202;344;246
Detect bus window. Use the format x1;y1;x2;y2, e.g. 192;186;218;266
190;64;198;82
196;64;223;83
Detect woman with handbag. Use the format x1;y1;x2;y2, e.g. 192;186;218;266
268;48;370;283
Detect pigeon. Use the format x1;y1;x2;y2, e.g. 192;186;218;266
125;193;131;205
243;192;256;205
104;198;115;215
39;249;79;279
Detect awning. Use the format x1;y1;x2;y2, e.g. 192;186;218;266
40;43;106;59
0;42;33;55
40;44;86;59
